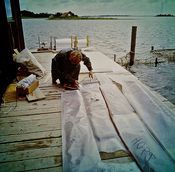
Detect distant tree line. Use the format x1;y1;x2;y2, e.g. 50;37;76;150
21;10;78;19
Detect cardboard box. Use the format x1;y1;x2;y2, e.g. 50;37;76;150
16;80;39;97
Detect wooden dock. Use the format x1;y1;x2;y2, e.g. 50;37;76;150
0;52;63;172
0;48;175;172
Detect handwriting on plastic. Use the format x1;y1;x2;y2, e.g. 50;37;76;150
132;137;156;163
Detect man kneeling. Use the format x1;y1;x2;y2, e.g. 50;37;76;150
51;49;93;90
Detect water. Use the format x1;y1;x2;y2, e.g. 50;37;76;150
22;17;175;104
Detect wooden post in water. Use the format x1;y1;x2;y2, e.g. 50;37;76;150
53;37;56;50
50;36;52;50
155;57;158;67
86;35;90;47
71;36;73;48
38;36;41;49
129;26;137;66
74;36;78;49
114;54;116;62
151;46;154;51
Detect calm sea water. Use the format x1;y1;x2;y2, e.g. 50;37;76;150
22;17;175;104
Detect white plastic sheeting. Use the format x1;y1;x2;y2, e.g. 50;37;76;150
121;81;175;160
61;89;140;172
98;73;175;171
111;113;175;172
109;73;175;160
56;39;72;50
80;82;126;152
96;73;134;116
62;90;100;172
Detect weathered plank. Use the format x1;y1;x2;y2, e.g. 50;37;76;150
28;166;62;172
0;99;61;117
0;146;62;163
0;137;61;153
0;129;61;144
0;118;61;136
26;88;46;102
100;150;129;160
0;156;62;172
0;112;61;124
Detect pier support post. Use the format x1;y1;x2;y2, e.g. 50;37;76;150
38;36;41;49
86;35;90;47
129;26;137;66
71;36;73;48
74;36;78;49
50;36;52;50
53;37;56;50
114;54;116;62
155;57;158;67
151;46;154;51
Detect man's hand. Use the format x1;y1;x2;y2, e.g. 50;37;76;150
89;70;93;79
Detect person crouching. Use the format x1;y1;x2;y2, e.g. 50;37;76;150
51;48;93;90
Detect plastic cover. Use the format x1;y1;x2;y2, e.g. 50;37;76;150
61;89;139;172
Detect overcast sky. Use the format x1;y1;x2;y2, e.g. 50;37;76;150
19;0;175;16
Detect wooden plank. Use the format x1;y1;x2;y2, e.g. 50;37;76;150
0;130;61;144
0;52;63;172
102;156;134;163
0;112;61;124
1;99;61;112
28;166;62;172
0;146;62;163
0;118;61;136
0;106;60;117
0;99;61;117
0;137;61;153
0;156;62;172
26;88;45;102
100;150;129;160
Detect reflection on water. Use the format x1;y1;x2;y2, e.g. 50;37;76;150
22;17;175;104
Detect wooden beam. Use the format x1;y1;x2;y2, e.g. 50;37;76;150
10;0;25;51
0;0;13;64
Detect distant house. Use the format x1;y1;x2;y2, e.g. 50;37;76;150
61;11;78;17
